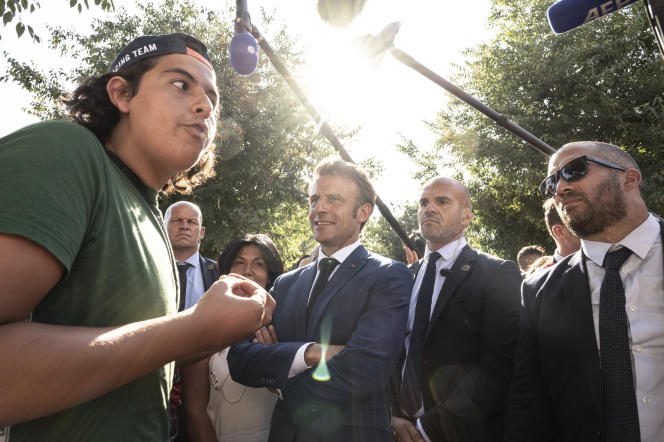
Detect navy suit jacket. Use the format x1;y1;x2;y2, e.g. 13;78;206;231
199;254;218;291
228;245;412;442
392;245;522;442
505;220;664;442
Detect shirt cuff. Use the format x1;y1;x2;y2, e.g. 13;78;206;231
417;419;432;442
288;342;314;378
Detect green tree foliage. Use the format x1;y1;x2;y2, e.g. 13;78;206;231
363;203;419;262
405;0;664;259
1;0;333;267
0;0;114;42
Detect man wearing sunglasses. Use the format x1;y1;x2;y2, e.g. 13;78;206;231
506;141;664;442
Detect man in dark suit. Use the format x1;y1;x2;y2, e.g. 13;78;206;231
164;201;219;442
228;158;412;442
391;177;522;442
506;141;664;442
165;201;219;308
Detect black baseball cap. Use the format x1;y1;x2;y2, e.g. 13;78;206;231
110;32;213;73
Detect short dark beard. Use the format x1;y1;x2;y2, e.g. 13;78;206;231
560;174;627;237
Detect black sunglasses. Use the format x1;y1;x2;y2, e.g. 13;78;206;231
539;155;626;198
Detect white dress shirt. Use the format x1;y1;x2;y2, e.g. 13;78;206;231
582;214;664;442
405;237;467;358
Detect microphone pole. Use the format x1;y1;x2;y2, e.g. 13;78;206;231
359;24;556;157
389;47;557;156
248;25;421;256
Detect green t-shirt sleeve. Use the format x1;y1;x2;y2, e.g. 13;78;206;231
0;121;102;272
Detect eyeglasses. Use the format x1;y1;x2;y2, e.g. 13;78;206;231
539;155;626;198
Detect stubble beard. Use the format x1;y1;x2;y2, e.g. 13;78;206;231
560;174;627;238
420;217;462;249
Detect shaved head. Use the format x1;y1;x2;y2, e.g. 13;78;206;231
418;177;473;250
164;201;203;224
423;177;473;209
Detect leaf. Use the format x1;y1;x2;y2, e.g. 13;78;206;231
3;10;13;24
15;20;24;37
69;0;76;7
20;0;26;10
77;3;81;12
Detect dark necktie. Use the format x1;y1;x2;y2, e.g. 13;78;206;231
177;262;192;312
306;257;339;324
401;251;441;417
599;247;640;442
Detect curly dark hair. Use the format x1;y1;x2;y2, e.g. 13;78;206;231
217;234;285;290
63;57;216;196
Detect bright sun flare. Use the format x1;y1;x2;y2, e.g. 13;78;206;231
302;34;392;129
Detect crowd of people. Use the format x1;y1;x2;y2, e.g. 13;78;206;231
0;31;661;442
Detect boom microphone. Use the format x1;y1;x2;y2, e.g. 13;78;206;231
646;0;664;57
318;0;368;27
230;0;259;75
547;0;639;34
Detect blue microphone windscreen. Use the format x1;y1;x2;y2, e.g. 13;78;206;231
230;32;259;76
547;0;639;34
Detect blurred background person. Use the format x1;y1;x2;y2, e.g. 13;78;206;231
403;230;427;266
543;198;581;262
165;201;219;441
516;245;545;274
293;254;312;269
526;199;582;277
183;234;285;442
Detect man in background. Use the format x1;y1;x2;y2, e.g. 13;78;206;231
516;245;545;274
391;177;522;442
165;201;218;311
507;141;664;441
165;201;219;441
543;198;581;262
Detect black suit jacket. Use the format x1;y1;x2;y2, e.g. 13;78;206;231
172;254;218;442
505;220;664;442
199;254;218;291
393;245;522;442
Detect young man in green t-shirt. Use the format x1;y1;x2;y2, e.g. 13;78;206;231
0;33;274;441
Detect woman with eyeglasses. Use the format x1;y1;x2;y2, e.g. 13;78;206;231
183;234;284;442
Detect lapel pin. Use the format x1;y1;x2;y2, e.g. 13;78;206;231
461;264;471;272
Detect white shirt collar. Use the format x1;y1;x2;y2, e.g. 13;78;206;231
582;214;660;266
181;251;201;269
553;249;565;263
320;240;361;266
425;237;467;263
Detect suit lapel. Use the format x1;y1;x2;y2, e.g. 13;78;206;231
306;246;369;337
426;245;476;339
563;252;602;419
290;264;317;338
198;256;217;290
